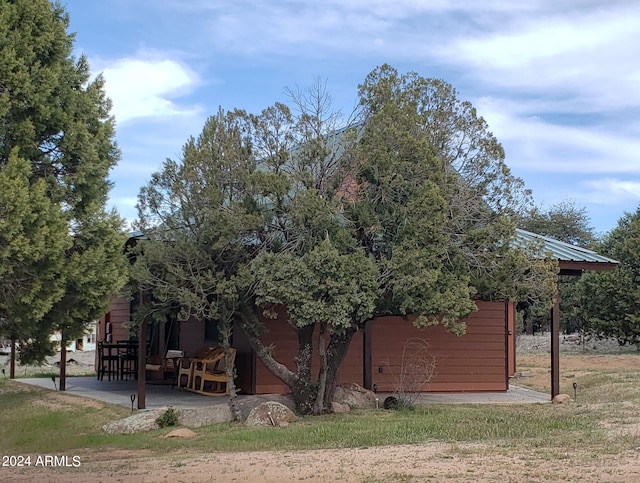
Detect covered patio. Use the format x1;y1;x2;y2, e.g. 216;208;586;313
16;376;549;409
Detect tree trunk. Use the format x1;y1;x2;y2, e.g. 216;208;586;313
313;322;328;415
292;324;316;414
223;345;240;421
59;331;66;391
238;312;297;389
10;336;16;379
219;317;241;422
322;326;357;411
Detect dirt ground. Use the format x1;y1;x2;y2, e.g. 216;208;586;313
4;337;640;482
5;439;640;482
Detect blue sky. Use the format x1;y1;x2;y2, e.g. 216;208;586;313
62;0;640;236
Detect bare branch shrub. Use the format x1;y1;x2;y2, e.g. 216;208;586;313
382;337;437;408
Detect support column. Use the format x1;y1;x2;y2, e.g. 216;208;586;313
137;319;147;409
551;298;560;399
137;290;147;410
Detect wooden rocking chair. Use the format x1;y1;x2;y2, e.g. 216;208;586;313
177;346;222;390
191;348;237;396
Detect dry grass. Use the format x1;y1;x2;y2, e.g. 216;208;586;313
2;337;640;482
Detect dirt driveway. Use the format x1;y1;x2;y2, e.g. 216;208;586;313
6;441;640;482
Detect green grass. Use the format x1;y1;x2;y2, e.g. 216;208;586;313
1;361;639;458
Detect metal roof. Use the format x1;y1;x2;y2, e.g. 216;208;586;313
514;229;618;265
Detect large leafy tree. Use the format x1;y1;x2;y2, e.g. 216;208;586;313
0;0;127;382
573;207;640;344
134;68;556;415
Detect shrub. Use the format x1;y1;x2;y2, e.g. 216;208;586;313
156;406;180;428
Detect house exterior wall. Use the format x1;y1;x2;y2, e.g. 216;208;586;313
252;300;509;395
50;321;97;352
370;301;509;392
253;317;364;394
98;295;510;394
95;296;131;370
507;301;516;377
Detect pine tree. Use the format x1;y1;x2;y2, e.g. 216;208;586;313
0;0;128;383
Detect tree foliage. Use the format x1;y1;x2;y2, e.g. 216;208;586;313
518;200;596;248
133;66;557;414
0;153;68;348
572;207;640;344
517;200;597;333
0;0;127;375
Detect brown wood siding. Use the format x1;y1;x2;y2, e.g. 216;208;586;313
370;301;508;392
253;313;364;395
95;297;131;370
507;301;516;377
253;300;508;394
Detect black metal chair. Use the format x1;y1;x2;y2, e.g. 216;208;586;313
97;340;119;381
117;340;138;380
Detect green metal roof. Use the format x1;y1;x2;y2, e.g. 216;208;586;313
514;229;618;266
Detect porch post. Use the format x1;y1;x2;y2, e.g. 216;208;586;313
137;290;147;409
137;318;146;409
551;298;560;399
59;330;66;391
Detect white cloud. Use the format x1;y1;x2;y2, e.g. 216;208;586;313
98;57;201;123
440;4;640;112
476;97;640;174
581;179;640;205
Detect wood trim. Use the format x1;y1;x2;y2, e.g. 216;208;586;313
364;320;372;390
558;261;617;272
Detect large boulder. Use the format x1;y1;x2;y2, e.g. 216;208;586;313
180;406;232;427
331;401;351;414
245;401;298;427
333;383;377;409
103;409;165;434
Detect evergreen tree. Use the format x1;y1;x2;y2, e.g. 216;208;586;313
135;68;556;414
574;207;640;345
0;0;127;383
0;152;68;377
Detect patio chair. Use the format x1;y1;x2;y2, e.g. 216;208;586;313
191;348;236;396
146;349;184;383
177;346;222;391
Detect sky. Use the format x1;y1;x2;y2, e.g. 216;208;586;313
61;0;640;236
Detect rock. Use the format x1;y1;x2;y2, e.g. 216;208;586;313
331;401;351;414
179;405;233;428
164;428;196;439
552;394;571;404
245;401;297;427
333;383;377;409
103;409;165;434
235;394;296;422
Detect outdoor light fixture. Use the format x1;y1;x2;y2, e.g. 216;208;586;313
130;394;136;413
573;382;578;401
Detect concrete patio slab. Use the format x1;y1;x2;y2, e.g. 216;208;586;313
15;377;549;409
